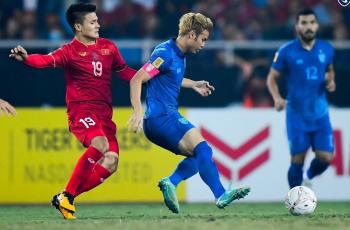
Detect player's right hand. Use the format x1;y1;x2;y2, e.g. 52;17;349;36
274;97;285;111
9;45;28;62
127;109;143;133
326;80;336;92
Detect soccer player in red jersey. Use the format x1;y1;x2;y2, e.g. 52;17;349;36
9;3;136;219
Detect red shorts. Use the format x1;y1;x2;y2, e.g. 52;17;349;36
68;111;119;153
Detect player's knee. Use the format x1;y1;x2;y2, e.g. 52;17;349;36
103;152;119;173
179;128;205;156
180;146;195;156
90;136;109;153
291;154;305;164
316;152;333;163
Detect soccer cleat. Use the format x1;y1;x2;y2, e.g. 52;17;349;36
216;186;251;209
302;178;313;189
51;193;76;219
57;193;76;212
302;172;313;189
158;177;180;214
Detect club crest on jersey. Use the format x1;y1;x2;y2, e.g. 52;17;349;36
338;0;350;7
92;52;99;60
318;52;325;63
101;49;110;55
79;51;87;57
152;57;164;69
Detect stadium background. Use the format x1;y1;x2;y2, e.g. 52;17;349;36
0;0;349;204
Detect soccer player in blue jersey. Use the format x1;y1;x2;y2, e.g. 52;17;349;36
267;9;336;189
127;12;250;213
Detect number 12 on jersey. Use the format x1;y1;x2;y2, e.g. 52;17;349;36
306;66;318;80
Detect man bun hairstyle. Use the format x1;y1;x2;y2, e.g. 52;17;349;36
66;3;96;32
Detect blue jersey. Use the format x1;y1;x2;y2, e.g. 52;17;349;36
144;38;186;118
271;39;334;121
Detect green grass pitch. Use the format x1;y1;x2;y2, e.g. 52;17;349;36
0;202;349;230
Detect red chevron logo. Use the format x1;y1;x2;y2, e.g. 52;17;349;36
332;130;344;175
201;126;270;181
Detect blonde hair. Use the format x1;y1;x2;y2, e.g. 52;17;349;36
178;12;213;36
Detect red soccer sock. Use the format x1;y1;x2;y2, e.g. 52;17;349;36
65;146;104;196
74;163;112;197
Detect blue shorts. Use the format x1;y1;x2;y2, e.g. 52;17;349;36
143;112;195;154
286;114;334;155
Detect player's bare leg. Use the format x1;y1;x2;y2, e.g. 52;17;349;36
100;151;119;173
178;128;204;156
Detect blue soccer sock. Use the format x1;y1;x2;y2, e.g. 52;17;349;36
193;141;225;199
306;158;330;179
288;162;303;188
169;157;198;187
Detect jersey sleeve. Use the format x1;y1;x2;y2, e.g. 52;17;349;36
111;43;137;81
271;46;287;72
49;46;68;68
24;46;68;68
111;43;127;72
148;48;172;73
141;48;172;78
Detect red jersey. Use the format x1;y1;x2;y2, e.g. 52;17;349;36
24;38;136;118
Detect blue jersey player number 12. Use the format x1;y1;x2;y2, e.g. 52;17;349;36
267;9;336;189
127;12;250;213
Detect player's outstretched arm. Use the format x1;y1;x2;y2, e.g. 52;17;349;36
182;78;215;97
266;68;285;111
9;45;62;68
0;99;16;117
9;45;28;62
127;69;152;133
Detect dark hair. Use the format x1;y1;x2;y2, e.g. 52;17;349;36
296;8;317;23
66;3;96;32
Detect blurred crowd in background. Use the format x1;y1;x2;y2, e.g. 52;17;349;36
1;0;349;41
0;0;349;108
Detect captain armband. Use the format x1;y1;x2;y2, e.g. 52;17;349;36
142;62;160;78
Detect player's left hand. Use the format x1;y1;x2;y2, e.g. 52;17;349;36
0;99;17;117
192;81;215;97
127;109;143;133
326;80;336;92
